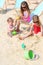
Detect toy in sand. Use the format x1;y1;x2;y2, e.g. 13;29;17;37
16;16;20;20
24;50;35;60
11;30;17;35
21;43;26;49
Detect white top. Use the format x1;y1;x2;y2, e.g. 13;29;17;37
24;11;29;18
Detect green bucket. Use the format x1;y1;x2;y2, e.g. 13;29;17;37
24;50;29;60
29;50;34;59
24;50;34;60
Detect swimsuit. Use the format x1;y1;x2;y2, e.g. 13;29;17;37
33;24;41;34
22;11;31;23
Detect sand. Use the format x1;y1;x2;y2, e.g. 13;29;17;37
0;9;43;65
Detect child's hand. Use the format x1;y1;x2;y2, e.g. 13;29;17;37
16;16;20;20
18;35;25;40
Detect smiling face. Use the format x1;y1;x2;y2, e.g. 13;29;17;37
33;15;39;23
8;19;13;25
33;15;41;26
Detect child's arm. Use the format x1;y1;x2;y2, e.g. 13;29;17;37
19;12;24;19
19;24;33;40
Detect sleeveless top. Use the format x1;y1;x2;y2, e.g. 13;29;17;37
33;24;41;34
22;11;30;22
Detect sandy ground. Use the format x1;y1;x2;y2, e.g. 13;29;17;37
0;9;43;65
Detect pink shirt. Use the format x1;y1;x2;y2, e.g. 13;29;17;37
22;11;30;22
33;24;41;34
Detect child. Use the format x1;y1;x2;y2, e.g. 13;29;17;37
19;15;43;40
16;1;31;24
7;17;20;37
15;1;31;32
7;17;15;37
20;1;31;23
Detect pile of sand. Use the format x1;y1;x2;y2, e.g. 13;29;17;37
0;9;43;65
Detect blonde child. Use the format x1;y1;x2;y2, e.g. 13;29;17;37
7;17;20;37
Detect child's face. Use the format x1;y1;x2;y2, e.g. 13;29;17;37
33;16;38;23
22;4;27;11
8;19;13;25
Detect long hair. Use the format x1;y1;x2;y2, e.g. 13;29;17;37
33;15;41;26
20;1;30;15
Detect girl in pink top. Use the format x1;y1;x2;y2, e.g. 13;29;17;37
20;1;31;23
15;1;31;32
19;15;43;40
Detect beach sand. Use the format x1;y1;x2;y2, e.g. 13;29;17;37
0;0;43;64
0;9;43;65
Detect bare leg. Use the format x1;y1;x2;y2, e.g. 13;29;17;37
20;19;29;25
20;19;32;31
16;20;20;32
19;31;33;40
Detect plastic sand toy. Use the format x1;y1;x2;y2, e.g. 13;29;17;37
11;30;17;35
